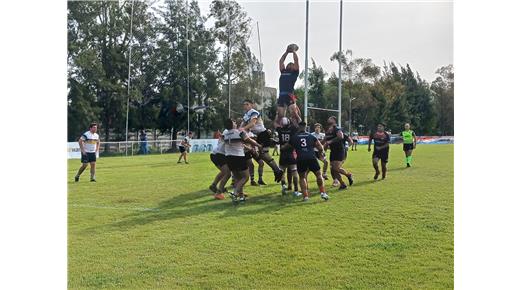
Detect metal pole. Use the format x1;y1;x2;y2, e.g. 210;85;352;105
304;0;309;124
186;0;190;134
227;2;231;118
125;0;135;156
338;0;343;127
257;21;263;116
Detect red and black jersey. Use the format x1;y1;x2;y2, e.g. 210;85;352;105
370;131;390;147
325;125;344;152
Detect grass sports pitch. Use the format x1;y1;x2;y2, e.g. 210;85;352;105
68;144;453;289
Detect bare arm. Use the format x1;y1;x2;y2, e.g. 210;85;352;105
244;136;262;150
315;139;324;152
279;51;289;72
242;117;258;131
413;132;417;148
292;51;299;71
78;138;85;154
326;130;344;146
96;139;100;153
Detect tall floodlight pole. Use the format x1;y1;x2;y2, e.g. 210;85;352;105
227;3;231;118
304;0;309;124
338;0;343;128
125;0;135;156
186;0;190;134
257;21;263;116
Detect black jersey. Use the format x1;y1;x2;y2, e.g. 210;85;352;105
325;125;344;152
289;132;318;160
370;131;390;148
279;69;299;96
276;126;297;151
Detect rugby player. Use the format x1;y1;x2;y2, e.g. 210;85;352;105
400;123;417;167
351;129;359;151
276;117;301;197
310;123;329;180
284;122;329;201
368;123;391;180
177;131;192;164
240;99;284;182
275;45;302;128
223;119;263;202
74;123;100;182
209;135;229;200
324;116;354;190
243;130;267;186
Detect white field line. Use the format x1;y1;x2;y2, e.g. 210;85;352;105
69;203;160;212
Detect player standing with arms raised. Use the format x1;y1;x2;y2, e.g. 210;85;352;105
368;123;391;180
400;123;417;167
275;44;302;128
276;117;301;197
74;123;100;182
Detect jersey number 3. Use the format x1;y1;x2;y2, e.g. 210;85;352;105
300;138;307;147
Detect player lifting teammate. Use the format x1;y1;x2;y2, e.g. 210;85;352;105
284;122;329;201
240;99;284;183
275;44;302;128
276;117;301;197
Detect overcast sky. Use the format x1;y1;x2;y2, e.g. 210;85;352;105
197;0;453;88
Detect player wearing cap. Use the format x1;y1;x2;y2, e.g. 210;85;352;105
283;122;329;201
400;123;417;167
276;117;301;197
209;134;229;200
240;99;284;183
74;123;100;182
368;123;391;180
310;123;329;180
177;131;192;164
275;44;302;128
223;119;263;202
324;116;354;190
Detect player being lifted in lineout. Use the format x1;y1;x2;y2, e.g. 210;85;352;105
275;44;302;128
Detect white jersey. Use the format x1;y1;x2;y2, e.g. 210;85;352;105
211;137;226;155
242;109;266;134
80;131;99;153
311;132;325;152
179;136;191;148
223;129;247;157
352;132;359;140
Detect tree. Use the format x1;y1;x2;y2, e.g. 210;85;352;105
431;65;454;135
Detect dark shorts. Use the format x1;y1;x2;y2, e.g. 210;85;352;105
244;151;253;160
403;143;414;151
178;146;186;153
210;153;226;168
373;147;389;163
279;150;297;166
226;155;248;172
81;152;97;163
353;139;358;143
277;94;296;107
297;158;321;173
256;130;272;150
329;149;345;162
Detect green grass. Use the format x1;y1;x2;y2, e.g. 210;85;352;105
68;144;453;289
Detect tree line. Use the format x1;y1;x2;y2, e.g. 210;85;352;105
68;0;454;142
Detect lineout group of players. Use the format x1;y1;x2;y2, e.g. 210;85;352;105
207;44;417;203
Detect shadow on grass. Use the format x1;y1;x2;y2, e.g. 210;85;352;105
94;188;314;232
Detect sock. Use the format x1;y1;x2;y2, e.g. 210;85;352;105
408;156;413;164
258;168;264;180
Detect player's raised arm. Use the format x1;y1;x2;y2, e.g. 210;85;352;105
292;51;299;71
279;51;289;72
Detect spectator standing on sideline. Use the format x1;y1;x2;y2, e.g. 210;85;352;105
139;130;148;154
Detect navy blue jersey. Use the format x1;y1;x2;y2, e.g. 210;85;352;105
289;132;318;160
279;69;299;96
276;126;297;152
325;125;344;152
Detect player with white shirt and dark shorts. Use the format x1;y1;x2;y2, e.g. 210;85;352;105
276;117;301;197
177;131;192;164
310;123;329;180
209;135;230;200
240;99;283;183
223;118;263;202
75;122;100;182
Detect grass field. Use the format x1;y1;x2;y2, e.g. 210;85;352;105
68;144;453;289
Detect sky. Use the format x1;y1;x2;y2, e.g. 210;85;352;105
197;0;453;89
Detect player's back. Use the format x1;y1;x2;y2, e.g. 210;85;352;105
277;126;297;148
290;132;317;160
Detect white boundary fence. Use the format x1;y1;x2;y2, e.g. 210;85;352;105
68;139;219;159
